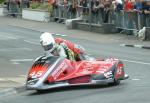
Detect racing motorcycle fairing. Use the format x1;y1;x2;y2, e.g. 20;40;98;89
26;56;128;90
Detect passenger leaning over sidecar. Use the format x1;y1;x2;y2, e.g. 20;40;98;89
40;32;89;61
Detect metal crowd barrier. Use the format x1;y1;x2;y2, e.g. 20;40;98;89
52;4;150;34
52;5;150;32
109;10;150;32
114;11;139;31
3;2;22;17
3;1;150;30
52;4;90;22
145;14;150;27
52;4;76;22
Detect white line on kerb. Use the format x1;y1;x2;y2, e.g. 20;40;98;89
120;59;150;66
24;40;39;45
120;44;144;48
10;59;34;62
120;44;125;46
134;45;143;48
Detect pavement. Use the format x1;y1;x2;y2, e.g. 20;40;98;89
0;16;150;96
0;16;150;47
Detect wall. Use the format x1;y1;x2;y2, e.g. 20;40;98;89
0;6;4;16
22;9;50;22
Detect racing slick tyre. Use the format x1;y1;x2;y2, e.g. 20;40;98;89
36;90;47;93
108;79;120;86
113;79;120;85
108;61;123;86
36;90;43;93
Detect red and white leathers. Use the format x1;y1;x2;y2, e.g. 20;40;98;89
54;37;85;61
55;38;83;54
40;32;88;61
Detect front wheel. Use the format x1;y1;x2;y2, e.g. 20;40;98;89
108;79;120;86
113;79;120;85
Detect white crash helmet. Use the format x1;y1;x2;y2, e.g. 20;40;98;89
40;32;55;52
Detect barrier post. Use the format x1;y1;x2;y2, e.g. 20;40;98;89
88;0;92;31
137;12;142;30
146;14;150;27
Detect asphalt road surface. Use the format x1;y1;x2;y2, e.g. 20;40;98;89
0;24;150;103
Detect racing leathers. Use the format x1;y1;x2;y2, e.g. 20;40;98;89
49;37;85;61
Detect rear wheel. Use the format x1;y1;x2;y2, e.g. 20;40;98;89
111;61;123;86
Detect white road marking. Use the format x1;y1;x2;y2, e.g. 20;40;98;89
0;35;17;40
61;35;67;37
0;76;26;84
54;34;67;37
0;32;18;40
0;78;5;81
18;75;26;77
5;77;25;84
0;48;32;52
131;79;140;81
24;40;39;45
12;62;20;65
120;59;150;66
10;59;34;62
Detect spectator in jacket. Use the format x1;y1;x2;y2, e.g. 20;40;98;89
124;0;134;11
134;0;142;11
142;0;150;27
115;0;123;12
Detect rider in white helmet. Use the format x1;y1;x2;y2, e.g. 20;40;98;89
40;32;75;61
40;32;95;61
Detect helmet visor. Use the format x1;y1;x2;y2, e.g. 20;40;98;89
41;43;54;51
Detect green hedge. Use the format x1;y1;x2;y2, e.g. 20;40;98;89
0;0;5;4
30;3;49;10
30;2;53;15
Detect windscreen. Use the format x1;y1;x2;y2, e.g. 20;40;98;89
34;56;60;67
28;56;60;78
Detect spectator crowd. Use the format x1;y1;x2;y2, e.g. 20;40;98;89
47;0;150;35
49;0;150;23
3;0;150;22
4;0;30;17
2;0;150;33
